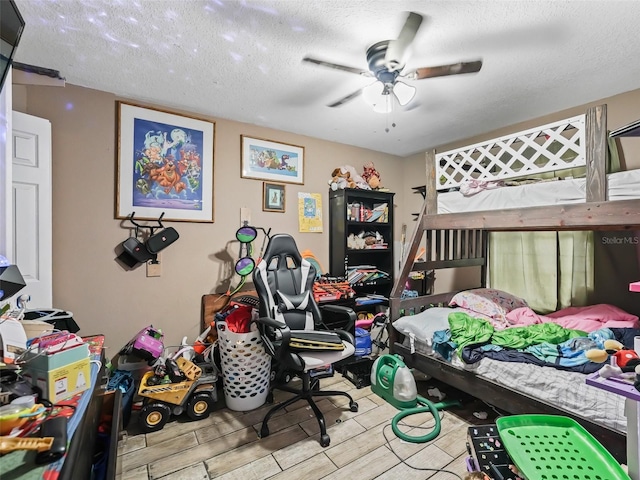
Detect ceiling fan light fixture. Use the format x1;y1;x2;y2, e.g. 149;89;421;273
362;81;384;105
393;81;416;106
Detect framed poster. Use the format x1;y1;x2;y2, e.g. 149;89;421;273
241;135;304;184
116;101;215;222
263;182;285;212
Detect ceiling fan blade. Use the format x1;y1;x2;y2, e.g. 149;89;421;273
327;88;363;108
385;12;423;72
302;56;372;76
406;60;483;80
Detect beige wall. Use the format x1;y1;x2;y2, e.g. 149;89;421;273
17;83;405;354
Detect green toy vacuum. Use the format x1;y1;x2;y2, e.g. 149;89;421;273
371;354;460;443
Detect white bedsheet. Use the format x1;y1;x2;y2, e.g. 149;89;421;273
403;337;626;434
438;169;640;213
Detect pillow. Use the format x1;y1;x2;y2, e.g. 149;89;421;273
393;307;470;343
448;288;528;322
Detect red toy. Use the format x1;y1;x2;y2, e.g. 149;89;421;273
586;339;640;373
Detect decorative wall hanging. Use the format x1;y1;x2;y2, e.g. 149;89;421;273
263;182;285;213
116;101;215;223
298;192;323;233
241;135;304;185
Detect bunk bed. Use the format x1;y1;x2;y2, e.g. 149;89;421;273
388;104;640;463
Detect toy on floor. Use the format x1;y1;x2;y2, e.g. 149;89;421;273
118;325;164;363
137;355;218;433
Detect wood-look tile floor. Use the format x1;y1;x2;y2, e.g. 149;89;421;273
116;374;473;480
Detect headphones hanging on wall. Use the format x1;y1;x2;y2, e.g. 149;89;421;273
116;212;179;268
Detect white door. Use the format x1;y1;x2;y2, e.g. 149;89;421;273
0;71;12;260
12;111;52;308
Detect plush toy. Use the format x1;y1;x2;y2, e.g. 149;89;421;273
361;162;382;190
586;339;640;377
347;233;366;249
329;167;356;191
342;165;371;190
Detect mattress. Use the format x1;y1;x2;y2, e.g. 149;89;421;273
402;336;626;434
438;168;640;213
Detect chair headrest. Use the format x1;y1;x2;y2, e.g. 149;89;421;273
261;234;303;266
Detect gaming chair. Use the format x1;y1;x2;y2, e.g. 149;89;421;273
253;233;358;447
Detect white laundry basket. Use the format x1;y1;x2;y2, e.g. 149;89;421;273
217;321;270;411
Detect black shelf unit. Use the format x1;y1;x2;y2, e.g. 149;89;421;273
329;188;395;298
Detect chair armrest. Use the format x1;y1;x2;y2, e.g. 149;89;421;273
332;329;355;346
318;304;357;332
254;316;287;330
253;316;291;358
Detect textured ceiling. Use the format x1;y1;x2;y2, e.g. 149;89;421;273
12;0;640;157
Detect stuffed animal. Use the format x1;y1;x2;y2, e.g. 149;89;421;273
586;339;640;377
362;162;382;190
347;233;366;249
329;167;356;191
341;165;371;190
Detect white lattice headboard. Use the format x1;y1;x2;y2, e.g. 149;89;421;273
436;115;586;191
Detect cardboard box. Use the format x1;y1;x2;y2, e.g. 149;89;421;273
24;343;89;371
23;357;91;403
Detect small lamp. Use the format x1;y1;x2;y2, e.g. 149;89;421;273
0;256;26;302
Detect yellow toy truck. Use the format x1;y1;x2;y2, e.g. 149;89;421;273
137;356;218;433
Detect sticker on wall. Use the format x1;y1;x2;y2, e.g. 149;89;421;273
298;193;322;233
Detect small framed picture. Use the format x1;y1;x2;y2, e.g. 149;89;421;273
263;182;285;212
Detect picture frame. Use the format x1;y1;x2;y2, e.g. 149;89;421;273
263;182;286;213
241;135;304;185
116;101;215;223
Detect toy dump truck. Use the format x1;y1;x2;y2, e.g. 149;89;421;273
137;357;218;433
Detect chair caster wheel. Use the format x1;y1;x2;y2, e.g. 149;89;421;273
266;392;274;404
320;434;330;447
349;401;359;412
260;425;270;438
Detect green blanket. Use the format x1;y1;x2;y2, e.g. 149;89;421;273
448;312;586;352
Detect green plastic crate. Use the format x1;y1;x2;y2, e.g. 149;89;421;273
496;415;629;480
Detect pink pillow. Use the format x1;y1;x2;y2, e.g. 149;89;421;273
449;288;528;323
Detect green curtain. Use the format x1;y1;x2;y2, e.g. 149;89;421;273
488;232;559;313
487;134;618;313
489;231;593;313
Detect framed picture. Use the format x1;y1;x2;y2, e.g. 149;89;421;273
263;182;286;212
116;101;215;222
241;135;304;184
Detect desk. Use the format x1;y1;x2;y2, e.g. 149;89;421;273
586;372;640;480
0;335;118;480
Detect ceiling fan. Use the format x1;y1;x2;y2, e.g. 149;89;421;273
302;12;482;112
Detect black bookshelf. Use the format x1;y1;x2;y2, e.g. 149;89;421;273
328;188;395;298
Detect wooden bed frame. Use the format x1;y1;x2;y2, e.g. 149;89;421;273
388;104;638;463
